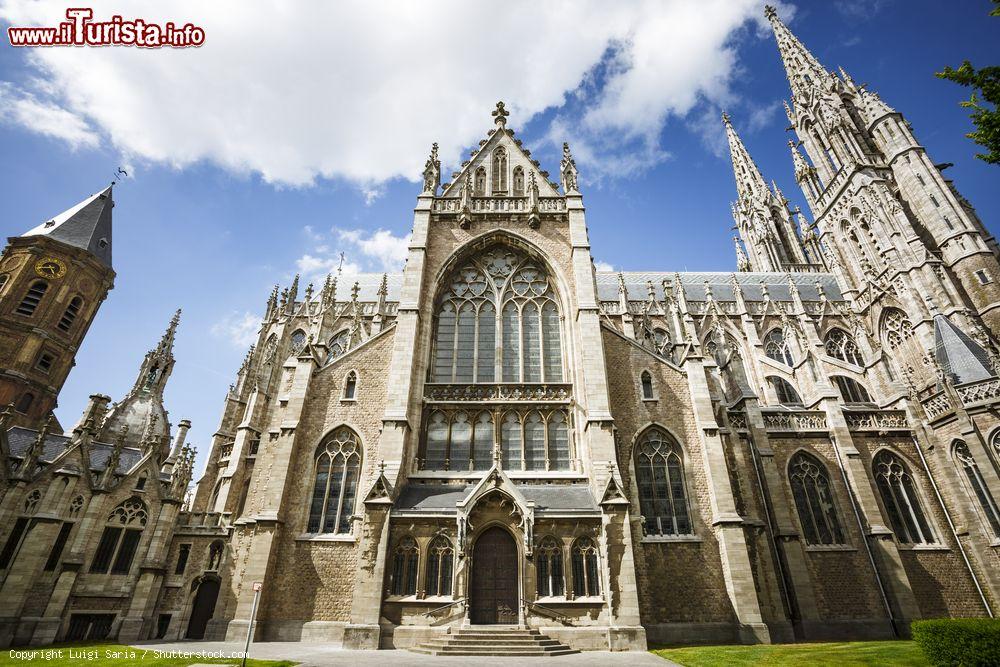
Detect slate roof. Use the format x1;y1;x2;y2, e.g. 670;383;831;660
393;482;599;515
19;186;113;267
934;314;995;385
6;426;142;475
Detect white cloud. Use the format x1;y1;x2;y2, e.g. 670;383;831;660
210;310;260;349
594;260;615;272
294;226;409;283
745;100;781;133
0;83;98;148
0;0;786;188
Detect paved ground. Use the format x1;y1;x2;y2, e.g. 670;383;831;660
131;641;675;666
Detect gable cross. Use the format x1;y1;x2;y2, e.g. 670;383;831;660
492;101;509;127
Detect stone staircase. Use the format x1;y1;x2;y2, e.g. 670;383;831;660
408;626;578;656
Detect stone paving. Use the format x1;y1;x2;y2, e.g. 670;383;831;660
130;641;677;666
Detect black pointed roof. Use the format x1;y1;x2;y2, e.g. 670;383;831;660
934;314;995;385
20;186;113;268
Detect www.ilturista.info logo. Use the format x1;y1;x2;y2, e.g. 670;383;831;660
7;8;205;47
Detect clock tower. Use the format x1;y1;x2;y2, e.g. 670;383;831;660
0;186;115;429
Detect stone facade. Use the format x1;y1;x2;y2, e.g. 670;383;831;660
3;6;1000;652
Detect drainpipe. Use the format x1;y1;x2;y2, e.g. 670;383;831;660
745;434;799;634
829;435;898;638
911;435;994;618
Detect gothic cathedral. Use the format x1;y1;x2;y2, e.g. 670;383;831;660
2;7;1000;652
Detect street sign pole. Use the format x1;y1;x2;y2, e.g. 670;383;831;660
242;582;262;667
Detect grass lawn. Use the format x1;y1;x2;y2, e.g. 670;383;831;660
1;643;297;667
652;640;929;666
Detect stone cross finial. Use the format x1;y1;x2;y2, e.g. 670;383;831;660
492;101;509;127
721;110;731;125
764;4;777;20
378;459;386;474
351;281;360;302
560;142;579;193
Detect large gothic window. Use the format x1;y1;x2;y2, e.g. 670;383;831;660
832;375;873;404
430;246;563;384
873;450;935;545
389;536;419;596
425;535;454;597
952;440;1000;538
423;408;569;471
825;328;864;366
768;376;802;405
307;427;361;534
764;328;794;365
571;537;600;597
788;452;845;545
881;308;914;351
635;427;692;536
536;536;564;597
90;497;147;574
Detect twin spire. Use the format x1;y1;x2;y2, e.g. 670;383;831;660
764;5;831;103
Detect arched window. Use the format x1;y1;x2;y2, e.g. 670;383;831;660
343;371;357;400
873;450;934;544
208;478;223;511
474;167;487;196
704;331;751;400
832;375;873;403
15;280;48;317
430;245;562;384
881;308;914;351
390;536;419;596
824;328;863;366
571;537;600;597
652;328;671;358
90;497;147;574
425;535;454;597
952;441;1000;538
764;328;794;365
289;329;307;354
57;296;84;332
327;330;349;363
512;166;525;196
635;427;692;536
536;536;564;597
640;371;654;400
236;477;251;519
14;393;34;414
492;147;508;193
306;427;362;534
788;452;845;545
768;376;802;405
0;274;8;292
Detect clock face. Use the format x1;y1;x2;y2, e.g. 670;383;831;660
34;258;67;279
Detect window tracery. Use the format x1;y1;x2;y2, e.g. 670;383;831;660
768;376;802;405
390;536;419;596
953;440;1000;538
307;427;361;534
635;427;691;536
825;328;864;366
571;536;600;597
881;308;914;351
327;330;350;363
536;536;564;597
425;535;454;597
492;147;508;193
873;450;934;544
764;328;794;365
788;452;845;545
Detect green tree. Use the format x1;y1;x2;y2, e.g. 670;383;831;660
935;1;1000;164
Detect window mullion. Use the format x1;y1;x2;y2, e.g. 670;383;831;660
320;454;333;531
335;459;348;533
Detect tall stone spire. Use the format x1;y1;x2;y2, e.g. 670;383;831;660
129;308;180;398
764;5;830;103
723;111;770;203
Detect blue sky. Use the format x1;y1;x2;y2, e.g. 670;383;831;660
1;0;998;472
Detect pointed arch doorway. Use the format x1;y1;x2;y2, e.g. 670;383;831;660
470;527;519;624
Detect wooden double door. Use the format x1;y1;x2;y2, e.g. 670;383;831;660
469;527;519;624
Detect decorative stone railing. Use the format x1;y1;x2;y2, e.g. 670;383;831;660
761;411;828;432
727;412;748;430
921;390;953;421
843;409;909;431
783;263;825;273
424;383;572;403
178;511;231;530
432;196;566;214
956;378;1000;406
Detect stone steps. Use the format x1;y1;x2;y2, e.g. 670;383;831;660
407;626;578;657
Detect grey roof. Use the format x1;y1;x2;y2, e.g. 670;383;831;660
6;426;141;474
934;314;995;385
394;482;598;514
20;186;113;267
595;271;844;303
